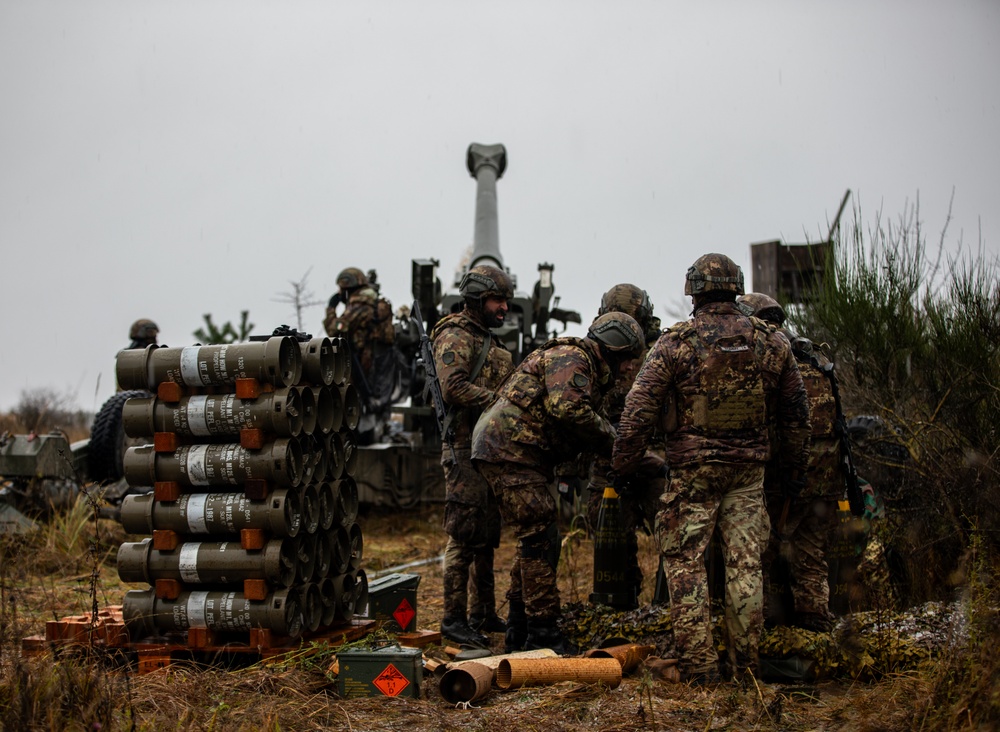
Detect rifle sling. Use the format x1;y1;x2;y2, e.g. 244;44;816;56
441;334;492;441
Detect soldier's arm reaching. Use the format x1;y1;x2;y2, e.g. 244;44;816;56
542;346;616;451
613;335;673;476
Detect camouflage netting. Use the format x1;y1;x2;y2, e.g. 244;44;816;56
561;600;967;680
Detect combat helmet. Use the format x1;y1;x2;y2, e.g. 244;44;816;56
336;267;369;291
737;292;786;325
587;312;643;356
129;319;159;343
459;265;514;301
684;253;745;296
598;284;654;331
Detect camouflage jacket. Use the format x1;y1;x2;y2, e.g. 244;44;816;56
323;287;394;372
430;309;513;449
472;336;615;471
613;301;810;472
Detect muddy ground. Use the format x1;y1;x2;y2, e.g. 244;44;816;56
3;503;934;731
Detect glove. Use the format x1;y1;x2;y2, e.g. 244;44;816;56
612;472;634;496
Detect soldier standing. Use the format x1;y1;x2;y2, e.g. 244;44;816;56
324;267;396;441
585;284;667;608
473;311;644;654
738;293;841;632
613;254;810;683
432;265;515;647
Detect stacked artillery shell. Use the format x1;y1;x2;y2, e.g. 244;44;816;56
115;336;369;643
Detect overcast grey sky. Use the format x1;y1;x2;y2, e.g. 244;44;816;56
1;0;997;414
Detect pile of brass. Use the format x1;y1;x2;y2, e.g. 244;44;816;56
117;334;367;641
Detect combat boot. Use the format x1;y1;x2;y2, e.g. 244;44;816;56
504;599;528;653
469;612;507;634
795;610;833;633
524;617;577;656
440;616;489;648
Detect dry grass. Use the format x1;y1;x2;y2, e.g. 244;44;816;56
1;501;996;731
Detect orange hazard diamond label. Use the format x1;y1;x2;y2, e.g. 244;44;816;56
373;663;410;697
393;598;415;630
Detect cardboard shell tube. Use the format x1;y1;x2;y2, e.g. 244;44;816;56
583;643;655;674
495;657;622;690
439;662;493;704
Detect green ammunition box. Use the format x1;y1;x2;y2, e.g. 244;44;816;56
337;644;423;699
359;573;420;632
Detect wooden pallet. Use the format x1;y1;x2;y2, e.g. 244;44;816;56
23;606;376;673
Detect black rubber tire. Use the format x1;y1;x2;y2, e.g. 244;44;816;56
88;390;149;483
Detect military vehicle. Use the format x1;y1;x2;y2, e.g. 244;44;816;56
0;431;89;533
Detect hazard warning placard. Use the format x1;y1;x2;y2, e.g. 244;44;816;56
392;598;415;631
373;663;411;697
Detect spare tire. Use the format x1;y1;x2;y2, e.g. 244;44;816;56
89;390;149;483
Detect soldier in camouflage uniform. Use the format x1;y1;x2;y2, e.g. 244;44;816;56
473;312;644;655
738;293;842;632
324;267;396;442
613;254;810;683
432;265;515;647
323;267;395;374
127;319;159;350
585;284;667;609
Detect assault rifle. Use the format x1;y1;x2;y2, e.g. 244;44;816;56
411;300;457;463
822;361;865;517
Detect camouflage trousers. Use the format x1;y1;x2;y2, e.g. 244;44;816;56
442;449;501;621
476;461;560;621
442;538;497;620
763;443;842;620
656;462;769;677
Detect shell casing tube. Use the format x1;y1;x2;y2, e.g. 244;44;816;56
299;337;337;387
316;481;335;532
326;383;344;433
116;338;303;391
122;587;303;639
123;439;303;488
297;582;323;633
298;434;316;486
339;384;361;431
318;577;338;627
353;568;369;617
347;521;364;572
336;572;357;622
122;389;303;440
296;532;318;584
296;386;318;436
300;483;320;535
341;430;358;477
117;536;299;588
337;476;359;527
329;524;351;575
305;434;327;484
325;432;345;481
314;528;332;581
119;490;302;538
330;337;350;386
310;386;336;435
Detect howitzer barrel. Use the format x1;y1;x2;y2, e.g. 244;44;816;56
117;536;299;588
121;389;304;439
119;489;302;537
116;338;303;391
466;143;507;270
122;440;303;488
122;587;302;638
